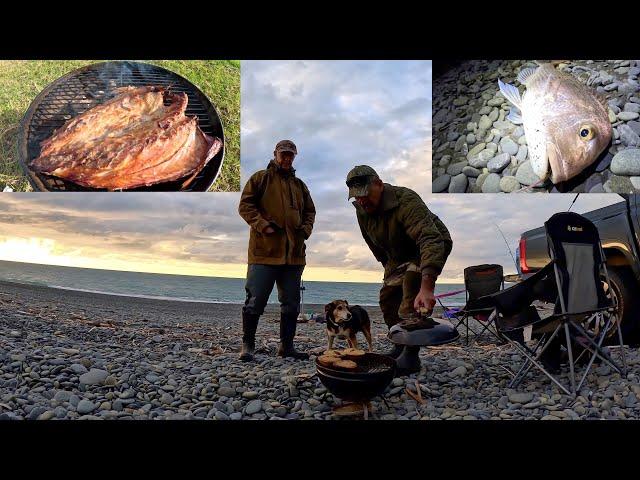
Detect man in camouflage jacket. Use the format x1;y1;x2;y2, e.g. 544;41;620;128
347;165;453;357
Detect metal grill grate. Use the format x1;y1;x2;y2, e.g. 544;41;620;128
354;354;396;374
318;353;395;375
18;61;225;192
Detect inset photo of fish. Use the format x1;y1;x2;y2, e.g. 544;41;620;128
0;60;240;192
432;60;640;194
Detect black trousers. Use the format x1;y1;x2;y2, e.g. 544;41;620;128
242;264;305;316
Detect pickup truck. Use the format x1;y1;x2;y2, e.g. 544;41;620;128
518;194;640;344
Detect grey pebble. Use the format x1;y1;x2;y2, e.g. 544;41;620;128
611;149;640;176
500;176;521;193
500;137;519;156
76;399;97;415
618;125;640;147
619;111;640;121
245;399;263;415
79;369;108;386
508;392;534;404
604;175;635;193
448;173;468;193
432;174;451;193
446;161;468;176
481;173;501;193
462;166;480;178
70;364;88;375
515;161;542;186
487;153;511;173
217;387;236;397
215;410;230;420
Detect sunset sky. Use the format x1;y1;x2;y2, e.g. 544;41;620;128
0;60;624;283
0;192;621;283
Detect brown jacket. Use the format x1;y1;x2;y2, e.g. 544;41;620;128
355;184;452;279
239;161;316;265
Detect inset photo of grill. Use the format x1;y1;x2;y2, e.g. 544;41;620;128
0;60;240;192
432;60;640;194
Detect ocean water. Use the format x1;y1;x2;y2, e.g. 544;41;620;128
0;260;467;307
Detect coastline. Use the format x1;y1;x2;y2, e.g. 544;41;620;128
1;279;638;420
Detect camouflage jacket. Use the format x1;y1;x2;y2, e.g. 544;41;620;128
354;184;452;279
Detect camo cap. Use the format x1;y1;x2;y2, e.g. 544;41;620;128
275;139;298;154
346;165;380;199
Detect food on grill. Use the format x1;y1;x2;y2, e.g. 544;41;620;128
323;350;341;357
30;86;222;190
318;349;372;370
318;355;341;367
342;348;365;358
333;360;358;370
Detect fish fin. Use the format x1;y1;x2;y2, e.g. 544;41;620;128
506;108;523;125
517;67;537;85
497;78;522;108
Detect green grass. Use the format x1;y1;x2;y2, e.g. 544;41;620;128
0;60;240;192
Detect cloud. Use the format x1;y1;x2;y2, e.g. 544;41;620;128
240;60;432;275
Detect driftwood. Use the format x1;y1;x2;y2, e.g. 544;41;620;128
406;379;426;405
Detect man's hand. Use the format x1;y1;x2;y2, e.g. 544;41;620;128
414;273;437;315
262;225;275;234
414;287;436;315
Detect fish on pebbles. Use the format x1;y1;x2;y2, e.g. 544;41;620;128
498;63;612;184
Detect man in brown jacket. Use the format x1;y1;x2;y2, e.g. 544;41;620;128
237;140;316;362
347;165;453;358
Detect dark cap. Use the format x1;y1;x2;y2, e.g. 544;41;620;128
275;140;298;154
346;165;380;199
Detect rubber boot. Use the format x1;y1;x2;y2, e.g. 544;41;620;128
383;343;405;359
394;346;422;376
239;312;259;362
277;312;309;360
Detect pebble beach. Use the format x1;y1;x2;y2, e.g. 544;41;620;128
432;59;640;194
1;280;639;420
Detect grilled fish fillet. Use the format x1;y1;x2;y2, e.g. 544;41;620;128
31;86;222;190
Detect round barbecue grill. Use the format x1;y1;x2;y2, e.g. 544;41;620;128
316;353;396;403
18;61;225;192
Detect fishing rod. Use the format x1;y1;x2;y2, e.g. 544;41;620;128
493;220;519;272
567;193;580;211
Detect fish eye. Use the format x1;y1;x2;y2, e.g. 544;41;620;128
579;125;595;141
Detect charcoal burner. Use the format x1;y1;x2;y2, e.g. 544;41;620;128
316;353;396;419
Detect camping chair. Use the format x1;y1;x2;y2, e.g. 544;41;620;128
438;264;504;345
484;212;627;396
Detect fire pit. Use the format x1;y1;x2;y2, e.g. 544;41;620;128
18;61;225;192
316;353;396;405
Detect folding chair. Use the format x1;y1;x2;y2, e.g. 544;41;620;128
485;212;627;396
438;264;504;345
